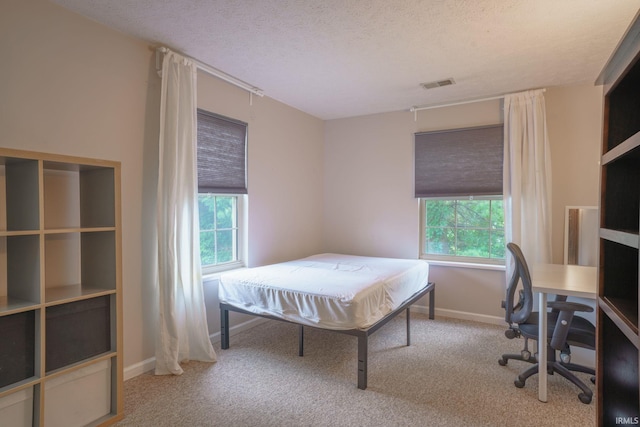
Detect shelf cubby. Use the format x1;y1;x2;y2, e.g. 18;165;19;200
43;165;80;230
43;162;115;231
44;359;113;426
600;314;640;424
600;296;639;345
79;167;115;229
44;231;116;304
81;231;117;292
602;156;640;233
0;310;37;389
0;234;41;314
601;239;639;300
0;385;36;427
600;239;639;337
3;158;40;233
606;58;640;151
45;295;111;373
44;232;80;302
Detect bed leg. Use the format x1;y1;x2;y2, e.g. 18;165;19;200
429;284;435;320
220;308;229;350
406;308;411;346
298;325;304;356
358;335;368;390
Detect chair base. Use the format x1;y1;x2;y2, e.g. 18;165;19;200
498;352;536;366
514;360;594;404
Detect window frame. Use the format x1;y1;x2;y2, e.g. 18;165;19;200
198;193;246;275
196;109;248;274
419;196;505;266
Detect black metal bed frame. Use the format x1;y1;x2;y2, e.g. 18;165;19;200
220;281;435;390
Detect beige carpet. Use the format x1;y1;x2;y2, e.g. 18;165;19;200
116;314;595;426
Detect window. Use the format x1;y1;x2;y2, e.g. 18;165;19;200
415;125;504;263
196;109;247;272
421;197;505;262
198;195;239;266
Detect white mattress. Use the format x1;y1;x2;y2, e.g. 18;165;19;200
219;253;430;330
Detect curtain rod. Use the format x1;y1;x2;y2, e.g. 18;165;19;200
410;95;503;113
156;47;264;97
409;88;546;113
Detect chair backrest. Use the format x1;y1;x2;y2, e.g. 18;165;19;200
504;242;534;325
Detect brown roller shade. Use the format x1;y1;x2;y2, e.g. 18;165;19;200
197;109;248;194
414;124;503;198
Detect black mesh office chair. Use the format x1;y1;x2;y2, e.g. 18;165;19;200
498;242;596;404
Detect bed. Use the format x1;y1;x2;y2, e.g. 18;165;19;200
218;253;435;389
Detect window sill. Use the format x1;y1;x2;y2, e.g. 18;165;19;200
202;264;247;283
423;259;506;271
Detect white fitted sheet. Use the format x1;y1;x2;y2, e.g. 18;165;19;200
219;253;430;330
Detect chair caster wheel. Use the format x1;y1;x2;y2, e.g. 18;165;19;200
590;376;595;384
578;393;592;404
498;358;507;366
514;378;525;388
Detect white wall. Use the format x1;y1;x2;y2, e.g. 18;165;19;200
323;111;419;259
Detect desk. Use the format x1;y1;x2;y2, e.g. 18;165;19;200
531;263;597;402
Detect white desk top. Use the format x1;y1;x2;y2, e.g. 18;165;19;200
531;264;597;299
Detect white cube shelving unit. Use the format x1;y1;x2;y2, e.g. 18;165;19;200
0;148;122;426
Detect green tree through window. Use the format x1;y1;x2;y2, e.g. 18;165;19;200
198;195;238;266
423;198;505;261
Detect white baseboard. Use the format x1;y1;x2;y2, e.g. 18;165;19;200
124;317;267;381
124;357;156;381
411;304;504;326
209;316;267;344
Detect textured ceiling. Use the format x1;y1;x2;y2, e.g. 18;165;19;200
51;0;639;120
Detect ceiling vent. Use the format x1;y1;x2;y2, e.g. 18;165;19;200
421;78;456;90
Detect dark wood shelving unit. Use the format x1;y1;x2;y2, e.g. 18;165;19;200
596;11;640;426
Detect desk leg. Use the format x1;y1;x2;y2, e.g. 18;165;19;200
538;292;547;402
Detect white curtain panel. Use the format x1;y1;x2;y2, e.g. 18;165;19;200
503;89;553;268
155;51;217;375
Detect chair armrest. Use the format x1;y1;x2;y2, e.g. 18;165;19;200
547;301;593;350
547;301;593;313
